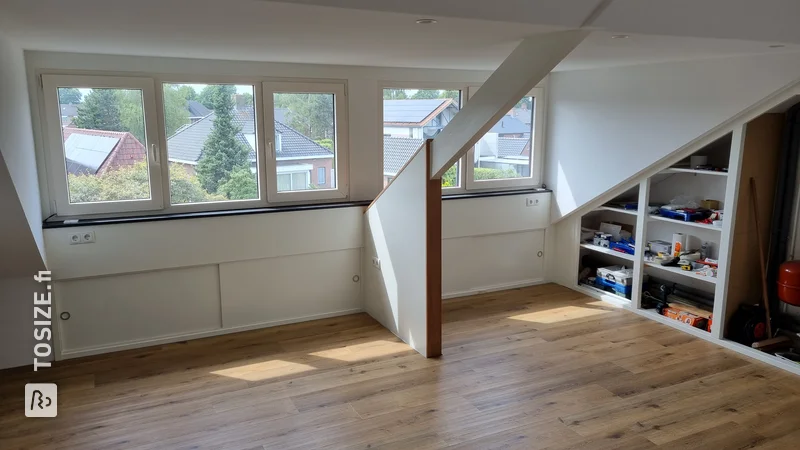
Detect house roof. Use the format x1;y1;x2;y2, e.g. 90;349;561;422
186;100;211;118
497;137;530;158
167;108;332;164
489;115;530;134
383;99;454;126
62;128;145;175
383;137;424;176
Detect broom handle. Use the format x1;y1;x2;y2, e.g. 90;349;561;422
750;177;773;339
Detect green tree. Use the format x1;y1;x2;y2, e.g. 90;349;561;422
169;164;225;203
162;85;191;137
195;85;250;194
240;92;254;108
441;165;458;187
117;90;145;143
411;90;440;100
176;85;197;102
218;168;258;200
274;93;334;140
73;89;123;132
383;89;408;100
58;88;82;104
198;85;225;110
68;162;222;203
315;138;333;150
67;162;150;203
439;90;460;102
474;167;519;180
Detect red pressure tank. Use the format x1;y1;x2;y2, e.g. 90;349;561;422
777;260;800;306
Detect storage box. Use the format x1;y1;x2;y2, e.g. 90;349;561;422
662;307;709;330
648;240;672;255
596;265;634;286
657;208;710;222
595;265;634;298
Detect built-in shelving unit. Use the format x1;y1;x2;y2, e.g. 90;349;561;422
569;111;800;377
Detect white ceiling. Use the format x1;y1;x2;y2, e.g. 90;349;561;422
0;0;797;71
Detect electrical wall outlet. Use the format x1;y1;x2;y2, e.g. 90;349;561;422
81;231;95;243
526;197;540;207
68;230;96;244
372;257;381;270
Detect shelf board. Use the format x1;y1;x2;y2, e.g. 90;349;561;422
596;206;638;216
575;283;631;306
644;262;718;284
580;243;635;262
648;214;723;232
662;168;728;177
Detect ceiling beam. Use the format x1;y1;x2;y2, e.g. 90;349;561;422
429;30;588;178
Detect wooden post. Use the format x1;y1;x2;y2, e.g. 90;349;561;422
425;139;442;357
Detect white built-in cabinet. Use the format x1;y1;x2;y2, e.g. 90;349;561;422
571;115;800;376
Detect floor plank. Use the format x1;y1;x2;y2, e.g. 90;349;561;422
1;283;796;449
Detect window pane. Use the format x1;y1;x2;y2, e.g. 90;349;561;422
58;87;151;204
273;92;336;192
382;89;461;188
164;83;259;204
473;96;534;181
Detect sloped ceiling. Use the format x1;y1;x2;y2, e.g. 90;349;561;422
0;0;797;70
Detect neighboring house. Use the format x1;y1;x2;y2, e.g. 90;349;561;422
383;136;424;185
60;104;79;126
186;100;211;123
383;99;459;139
473;115;533;177
167;107;334;190
62;127;147;175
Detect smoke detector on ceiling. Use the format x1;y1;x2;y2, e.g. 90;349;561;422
416;18;438;25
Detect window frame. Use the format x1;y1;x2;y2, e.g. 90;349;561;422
378;81;468;193
158;80;268;211
464;86;545;190
262;81;349;203
41;74;164;216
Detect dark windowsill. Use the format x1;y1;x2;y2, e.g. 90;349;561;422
442;187;550;201
42;188;551;229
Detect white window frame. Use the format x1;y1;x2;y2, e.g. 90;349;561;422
378;82;468;192
262;81;349;203
465;86;545;190
41;75;164;216
158;80;268;212
317;167;326;186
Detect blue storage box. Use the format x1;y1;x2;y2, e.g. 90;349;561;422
595;265;634;298
657;208;710;222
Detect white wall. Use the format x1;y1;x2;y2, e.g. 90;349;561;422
545;52;800;221
45;207;363;358
0;277;52;370
363;150;429;356
0;33;44;264
442;192;549;297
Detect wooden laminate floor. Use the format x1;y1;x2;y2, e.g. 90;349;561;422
2;284;799;449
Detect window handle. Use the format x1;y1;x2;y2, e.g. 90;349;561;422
150;144;160;165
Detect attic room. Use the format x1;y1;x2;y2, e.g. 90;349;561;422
2;0;800;448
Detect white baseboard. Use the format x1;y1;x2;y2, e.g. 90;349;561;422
443;279;546;300
58;308;363;360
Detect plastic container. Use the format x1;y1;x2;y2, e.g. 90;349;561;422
777;260;800;306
